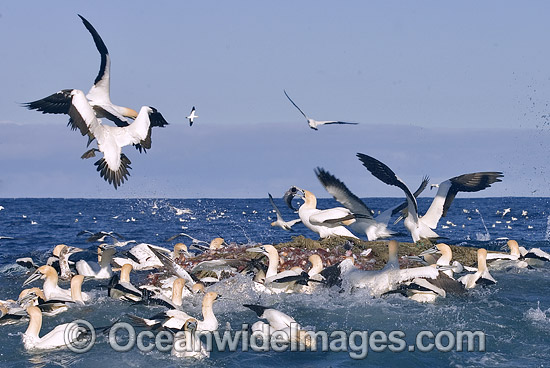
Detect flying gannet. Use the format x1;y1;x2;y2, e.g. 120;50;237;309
357;153;503;242
268;193;302;231
283;90;358;130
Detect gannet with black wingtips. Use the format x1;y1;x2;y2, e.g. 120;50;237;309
484;240;528;270
357;153;503;242
338;241;441;297
76;245;115;279
283;186;359;239
23;265;90;302
22;306;89;351
108;264;142;302
186;106;198;126
244;304;315;348
283;90;358;130
315;167;429;240
139;278;188;309
24;16;137;125
246;244;308;293
458;248;497;289
268;193;301;231
17;288;68;316
513;240;550;267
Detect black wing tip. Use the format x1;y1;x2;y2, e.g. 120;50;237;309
94;154;132;189
243;304;268;317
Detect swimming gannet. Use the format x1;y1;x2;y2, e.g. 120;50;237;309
512;240;550;267
268;193;302;231
458;248;497;288
171;319;209;359
186;106;198;126
23;265;90;302
283;186;358;239
315;167;429;240
244;304;314;348
283;90;358;130
76;246;115;279
337;241;441;297
108;264;142;301
140;278;187;309
357;153;503;242
484;240;528;270
112;243;188;271
22;306;88;350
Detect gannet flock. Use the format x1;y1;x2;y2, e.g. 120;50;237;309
4;13;550;365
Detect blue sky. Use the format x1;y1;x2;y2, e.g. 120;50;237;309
1;1;550;198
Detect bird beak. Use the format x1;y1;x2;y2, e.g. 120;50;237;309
246;247;267;256
67;246;85;256
419;246;440;256
23;270;42;287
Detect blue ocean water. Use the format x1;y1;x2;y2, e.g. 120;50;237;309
1;197;550;367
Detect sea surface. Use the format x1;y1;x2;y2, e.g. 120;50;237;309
1;197;550;367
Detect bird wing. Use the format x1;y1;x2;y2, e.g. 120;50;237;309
120;106;169;149
283;90;308;119
356;153;418;217
268;193;285;221
318;121;358;125
24;89;74;115
309;207;353;225
315;167;374;218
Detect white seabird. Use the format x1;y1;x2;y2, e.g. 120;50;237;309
357;153;503;242
458;248;497;289
283;186;359;239
22;306;89;351
171;319;209;359
186;106;198;126
315;167;429;240
283;90;358;130
108;264;142;301
25;15;138;128
23;265;90;302
76;245;115;279
513;239;550;267
268;193;301;231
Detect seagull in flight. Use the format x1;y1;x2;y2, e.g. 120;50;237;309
268;193;301;231
283;90;358;130
357;153;503;242
186;107;198;126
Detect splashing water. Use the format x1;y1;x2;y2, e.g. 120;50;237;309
545;215;550;241
475;208;490;241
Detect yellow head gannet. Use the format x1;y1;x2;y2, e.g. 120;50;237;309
17;288;68;316
22;306;88;350
24;16;138;127
283;186;358;239
283;90;358;130
458;249;497;289
268;193;302;231
70;275;86;305
513;240;550;267
108;264;142;301
357;153;503;242
186;106;198;127
23;265;89;302
315;167;429;241
162;292;220;332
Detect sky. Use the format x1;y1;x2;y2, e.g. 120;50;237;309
1;1;550;198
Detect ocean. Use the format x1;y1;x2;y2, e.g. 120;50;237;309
1;197;549;367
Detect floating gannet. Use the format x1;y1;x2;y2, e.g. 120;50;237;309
22;306;89;351
78;230;125;243
108;264;142;301
315;167;429;240
357;153;503;242
140;278;187;309
76;246;115;279
0;300;27;325
70;275;86;305
458;249;497;288
23;265;90;302
172;319;209;359
130;292;220;332
186;106;198;126
283;186;358;239
268;193;301;231
18;288;68;316
515;240;550;267
283;90;358;130
337;241;441;297
419;243;464;277
146;245;196;286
